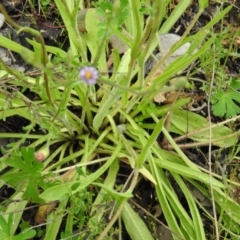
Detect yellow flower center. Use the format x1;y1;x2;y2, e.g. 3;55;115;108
85;71;93;80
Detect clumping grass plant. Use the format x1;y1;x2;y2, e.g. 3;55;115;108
0;0;240;239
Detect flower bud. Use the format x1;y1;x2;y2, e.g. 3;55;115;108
35;147;50;162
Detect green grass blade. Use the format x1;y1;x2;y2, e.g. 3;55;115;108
214;189;240;226
54;0;81;57
136;118;163;168
160;0;192;33
202;5;232;31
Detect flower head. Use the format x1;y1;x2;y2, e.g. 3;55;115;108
79;66;99;85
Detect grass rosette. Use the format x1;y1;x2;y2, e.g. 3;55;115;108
0;0;240;239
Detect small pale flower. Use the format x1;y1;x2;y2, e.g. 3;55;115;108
79;66;99;85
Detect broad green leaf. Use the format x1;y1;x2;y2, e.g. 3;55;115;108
211;90;240;118
83;8;107;71
122;202;154;240
170;109;237;147
211;79;240;118
214;188;240;226
4;148;44;202
22;180;43;203
7;148;43;175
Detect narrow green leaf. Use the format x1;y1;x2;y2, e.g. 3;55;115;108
93;50;131;131
0;230;9;239
90;159;119;221
122;202;154;240
54;0;79;56
27;39;67;58
160;0;192;33
136;118;163;167
12;229;36;240
173;174;206;240
202;5;232;31
3;192;28;236
155;167;195;237
198;0;208;10
0;35;30;54
155;159;224;189
148;154;185;238
92;182;133;200
0;216;9;236
44;199;68;240
39;143;122;201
